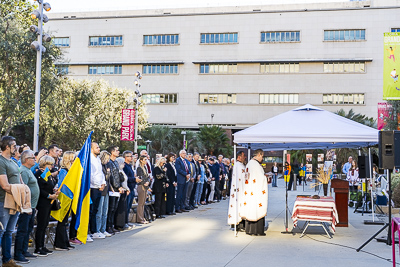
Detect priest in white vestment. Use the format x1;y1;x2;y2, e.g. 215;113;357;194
228;151;247;231
241;149;269;236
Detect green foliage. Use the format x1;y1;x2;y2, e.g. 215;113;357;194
198;125;232;156
384;100;399;130
335;108;377;128
0;0;63;136
40;79;149;150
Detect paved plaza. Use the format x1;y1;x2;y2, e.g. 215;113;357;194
26;178;393;267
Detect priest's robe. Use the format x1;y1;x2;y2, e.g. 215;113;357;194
227;161;246;227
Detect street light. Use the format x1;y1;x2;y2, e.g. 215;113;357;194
29;0;52;152
145;140;152;156
133;71;143;153
181;131;187;150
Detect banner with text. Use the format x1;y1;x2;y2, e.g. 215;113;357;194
121;109;135;141
383;32;400;100
377;102;393;130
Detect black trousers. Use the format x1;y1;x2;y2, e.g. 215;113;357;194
154;192;166;216
245;217;265;235
35;204;52;250
115;192;127;228
89;188;103;234
69;212;77;240
107;196;119;230
166;185;175;213
205;183;212;202
54;211;70;248
214;180;221;200
287;173;294;190
189;182;197;206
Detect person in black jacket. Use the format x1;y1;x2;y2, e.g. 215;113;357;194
136;155;151;224
34;156;60;257
106;146;123;234
165;153;177;215
153;157;169;218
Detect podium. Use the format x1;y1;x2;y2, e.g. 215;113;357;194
331;179;349;227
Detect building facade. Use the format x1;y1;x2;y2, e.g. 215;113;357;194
46;0;400;132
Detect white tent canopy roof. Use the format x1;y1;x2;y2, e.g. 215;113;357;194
234;104;378;151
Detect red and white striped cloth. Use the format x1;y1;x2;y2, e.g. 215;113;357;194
291;196;339;232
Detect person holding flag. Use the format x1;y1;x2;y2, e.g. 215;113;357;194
34;156;59;256
51;132;93;244
228;151;246;233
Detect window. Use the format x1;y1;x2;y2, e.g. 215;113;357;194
324;30;365;41
392;28;400;32
142;94;177;104
55;65;68;75
323;94;365;105
260;63;299;73
323;62;365;73
200;64;237;74
143;64;178;74
143;34;179;45
199;94;236;104
200;33;238;44
53;37;70;47
89;36;123;46
88;65;122;75
260;31;300;43
259;94;299;104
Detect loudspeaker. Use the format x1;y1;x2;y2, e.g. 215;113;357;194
379;131;400;169
358;155;370;178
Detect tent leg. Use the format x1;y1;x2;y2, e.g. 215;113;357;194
248;148;251;162
234;144;237;237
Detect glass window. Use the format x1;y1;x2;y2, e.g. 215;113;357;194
259;94;299;104
200;32;238;44
143;94;178;104
88;65;122;75
89;36;123;46
324;30;365;41
143;34;179;45
323;62;365;73
199;64;237;74
53;37;70;47
392;28;400;32
199;94;236;104
261;31;300;43
143;64;178;74
322;94;365;105
260;63;299;73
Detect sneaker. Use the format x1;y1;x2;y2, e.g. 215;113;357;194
112;228;120;234
69;238;82;245
103;231;112;237
92;232;106;239
14;257;30;264
67;245;75;250
42;247;53;255
4;259;23;266
22;252;37;259
33;249;48;257
127;222;135;226
54;247;69;251
87;235;93;242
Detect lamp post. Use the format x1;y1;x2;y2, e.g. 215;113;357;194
134;71;142;153
30;0;52;151
181;131;186;150
145;140;152;156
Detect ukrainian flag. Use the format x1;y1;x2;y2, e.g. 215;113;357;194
40;167;51;182
51;131;92;244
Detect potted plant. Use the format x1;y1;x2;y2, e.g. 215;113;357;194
312;166;332;196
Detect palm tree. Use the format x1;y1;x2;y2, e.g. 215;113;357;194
198;125;232;156
335;108;376;128
141;125;173;155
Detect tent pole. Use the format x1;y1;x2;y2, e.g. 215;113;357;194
247;145;251;162
369;147;375;222
234;144;237;237
281;150;293;235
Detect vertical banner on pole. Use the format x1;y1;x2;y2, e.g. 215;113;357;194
378;102;393;130
121;109;135;141
383;32;400;100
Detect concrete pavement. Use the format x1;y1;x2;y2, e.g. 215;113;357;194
25;178;394;266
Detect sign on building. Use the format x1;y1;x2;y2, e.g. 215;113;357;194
383;32;400;100
121;109;135;141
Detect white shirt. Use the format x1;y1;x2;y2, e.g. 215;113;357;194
90;153;106;188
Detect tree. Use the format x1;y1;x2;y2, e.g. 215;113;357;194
198;125;232;156
0;0;63;136
335;108;376;128
40;79;148;150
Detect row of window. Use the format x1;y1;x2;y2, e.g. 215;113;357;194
59;62;368;75
141;93;365;105
55;28;400;47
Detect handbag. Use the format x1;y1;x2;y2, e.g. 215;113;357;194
51;199;61;211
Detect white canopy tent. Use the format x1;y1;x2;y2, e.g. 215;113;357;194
234;104;378;150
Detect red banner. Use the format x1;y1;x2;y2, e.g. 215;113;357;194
377;102;392;130
121;109;135;141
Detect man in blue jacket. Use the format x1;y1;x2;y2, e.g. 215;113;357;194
174;150;191;213
209;157;221;202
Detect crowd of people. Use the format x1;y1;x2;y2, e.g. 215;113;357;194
0;135;235;266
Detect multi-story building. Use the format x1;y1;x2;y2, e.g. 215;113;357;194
46;0;400;136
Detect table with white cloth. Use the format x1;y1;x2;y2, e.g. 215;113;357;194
291;196;339;238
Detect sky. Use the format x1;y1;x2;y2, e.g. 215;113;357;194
32;0;347;13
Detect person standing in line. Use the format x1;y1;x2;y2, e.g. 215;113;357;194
209;157;220;202
89;143;107;240
174;150;190;213
97;151;111;237
346;160;360;193
153;157;168;219
201;155;211;205
136;156;151;224
342;156;353;176
184;153;195;210
194;156;206;206
165;153;177;215
271;162;279;187
14;150;39;264
114;157;130;231
123;151;136;226
299;163;306;186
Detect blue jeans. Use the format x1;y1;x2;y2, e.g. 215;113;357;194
126;185;135;223
96;194;109;233
89;188;103;234
272;174;278;187
14;210;35;259
0;202;19;263
194;183;203;204
176;183;187;211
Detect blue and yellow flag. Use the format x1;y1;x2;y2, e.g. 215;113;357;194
40;167;51;182
50;131;92;244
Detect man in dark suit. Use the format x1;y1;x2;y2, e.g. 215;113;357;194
174;150;190;212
